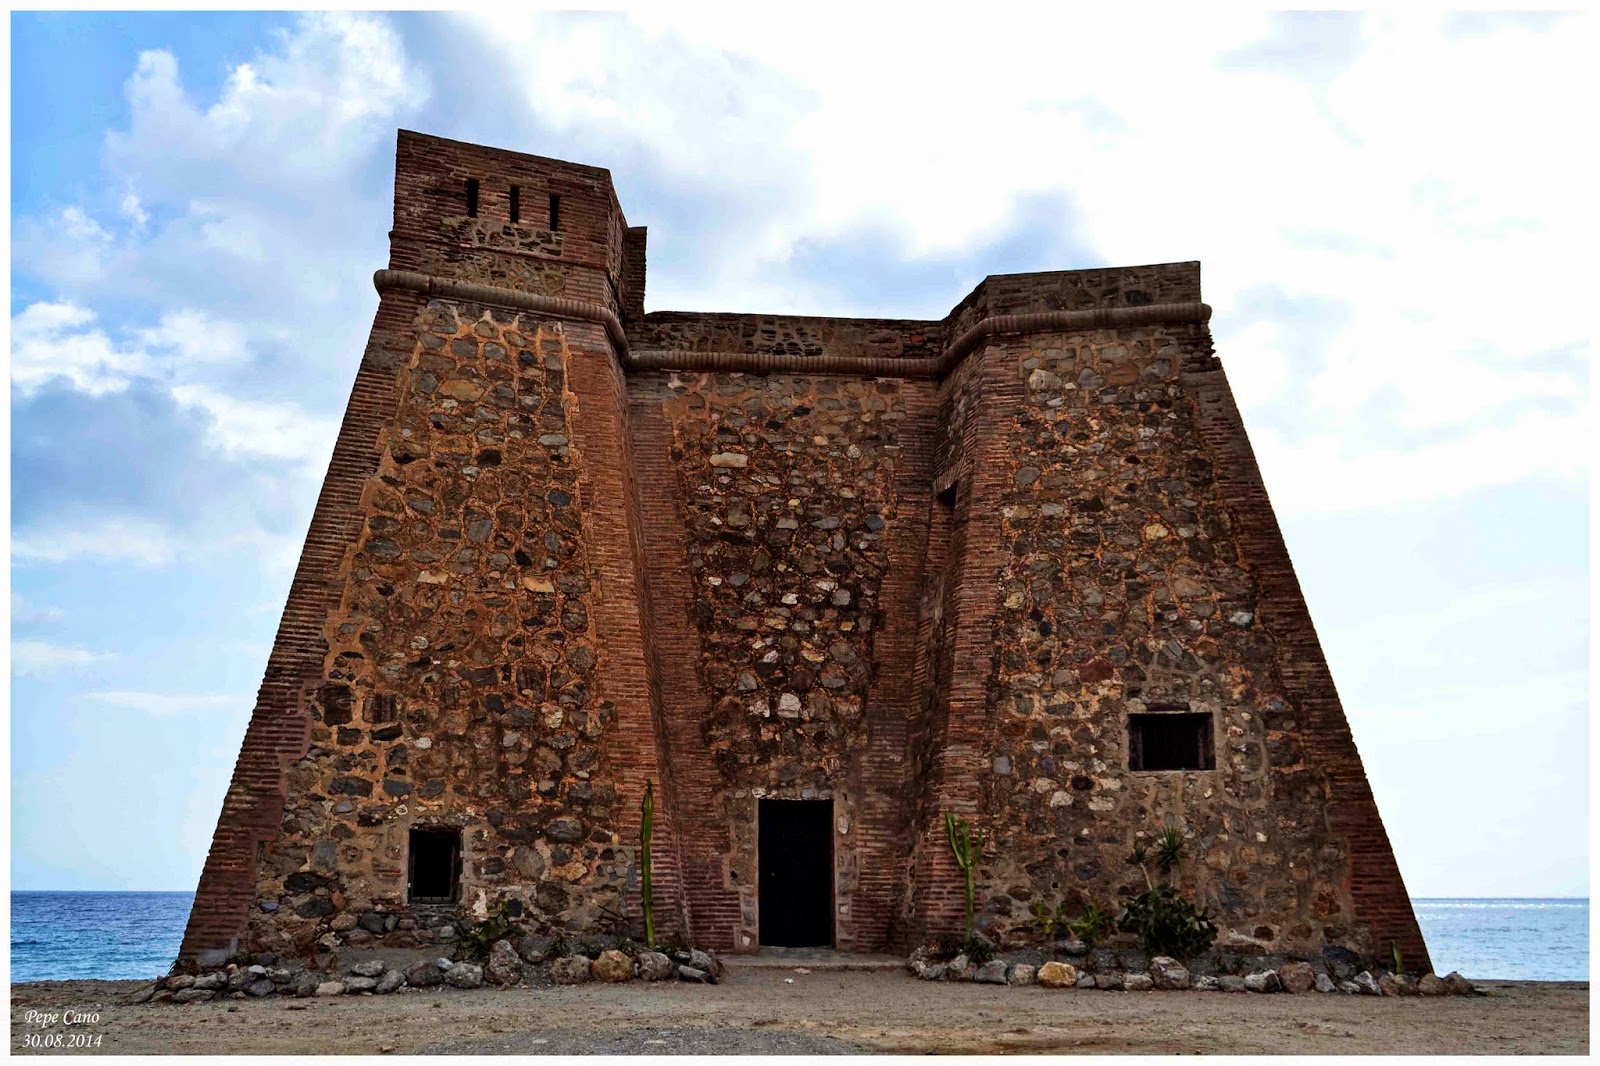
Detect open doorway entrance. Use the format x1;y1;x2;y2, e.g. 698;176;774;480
758;799;833;947
408;827;461;903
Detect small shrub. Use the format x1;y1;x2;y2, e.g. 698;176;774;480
1067;901;1117;948
547;935;573;960
1118;884;1217;962
960;933;996;966
930;931;995;965
455;902;526;962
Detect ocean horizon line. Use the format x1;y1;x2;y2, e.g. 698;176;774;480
9;889;1591;901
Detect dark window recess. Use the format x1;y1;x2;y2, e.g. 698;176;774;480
466;178;480;218
759;799;833;947
509;185;520;223
408;827;462;902
548;193;561;230
1129;713;1215;771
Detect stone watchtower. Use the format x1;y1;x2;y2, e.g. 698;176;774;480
178;130;1429;970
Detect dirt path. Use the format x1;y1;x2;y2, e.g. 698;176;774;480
11;970;1588;1056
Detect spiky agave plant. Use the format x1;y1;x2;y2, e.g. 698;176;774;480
1154;826;1185;882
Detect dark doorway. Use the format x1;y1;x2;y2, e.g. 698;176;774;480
408;827;462;903
758;799;834;947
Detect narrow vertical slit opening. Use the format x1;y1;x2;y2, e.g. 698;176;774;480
465;178;479;218
549;193;561;231
509;185;520;223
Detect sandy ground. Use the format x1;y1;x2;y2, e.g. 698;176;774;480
11;970;1588;1056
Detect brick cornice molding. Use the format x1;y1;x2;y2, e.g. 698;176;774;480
374;268;630;350
374;268;1211;379
933;302;1211;376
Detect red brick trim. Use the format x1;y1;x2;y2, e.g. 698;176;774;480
560;320;689;942
845;381;940;952
1185;361;1432;973
906;344;1021;939
177;289;424;966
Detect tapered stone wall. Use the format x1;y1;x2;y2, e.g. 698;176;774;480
179;131;1427;973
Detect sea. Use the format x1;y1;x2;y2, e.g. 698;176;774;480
6;892;1591;983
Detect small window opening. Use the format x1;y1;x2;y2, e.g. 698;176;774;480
1129;712;1214;771
509;185;520;224
408;827;462;903
465;178;480;218
548;193;561;231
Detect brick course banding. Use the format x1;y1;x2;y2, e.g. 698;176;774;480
178;130;1428;973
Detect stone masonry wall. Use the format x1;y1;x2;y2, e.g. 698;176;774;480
958;322;1371;959
630;312;941;360
634;370;930;951
242;298;648;959
184;131;1427;970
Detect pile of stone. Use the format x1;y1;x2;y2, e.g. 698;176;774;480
907;947;1483;998
516;935;723;986
132;940;723;1005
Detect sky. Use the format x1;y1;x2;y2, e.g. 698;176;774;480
7;11;1590;897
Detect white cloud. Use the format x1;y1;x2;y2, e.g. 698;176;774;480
12;640;115;678
459;11;1590;517
139;309;252;368
9;300;331;476
11;594;66;625
169;382;338;470
120;192;150;231
109;13;427;197
12;515;179;567
61;205;112;244
1249;406;1589;517
86;691;246;715
9;302;153;397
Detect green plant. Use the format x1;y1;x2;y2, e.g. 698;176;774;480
455;901;526;962
547;935;572;959
930;931;995;965
1067;900;1117;948
640;780;657;948
1391;940;1404;976
1118;884;1218;962
1118;823;1216;961
1154;826;1185;878
1028;901;1057;938
944;812;981;938
959;933;995;966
